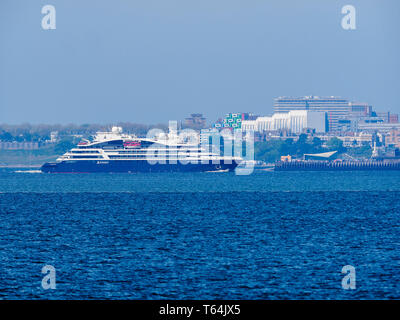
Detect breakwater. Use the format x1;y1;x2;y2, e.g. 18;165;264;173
275;160;400;171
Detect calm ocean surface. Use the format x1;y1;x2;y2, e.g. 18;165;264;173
0;168;399;299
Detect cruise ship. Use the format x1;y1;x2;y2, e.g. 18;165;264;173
41;126;241;173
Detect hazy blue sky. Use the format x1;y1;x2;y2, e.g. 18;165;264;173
0;0;399;124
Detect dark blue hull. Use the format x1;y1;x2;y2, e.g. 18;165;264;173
41;160;239;173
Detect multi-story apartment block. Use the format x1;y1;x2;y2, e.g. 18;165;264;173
274;96;370;132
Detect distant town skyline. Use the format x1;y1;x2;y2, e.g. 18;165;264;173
1;0;399;124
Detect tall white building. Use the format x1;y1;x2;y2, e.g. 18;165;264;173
241;110;326;133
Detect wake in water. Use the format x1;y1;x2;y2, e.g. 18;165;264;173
205;169;229;173
14;170;42;173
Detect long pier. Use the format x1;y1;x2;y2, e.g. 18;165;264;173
275;160;400;171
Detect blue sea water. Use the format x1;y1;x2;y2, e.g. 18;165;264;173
0;168;399;299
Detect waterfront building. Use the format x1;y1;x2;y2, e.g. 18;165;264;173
214;113;258;130
349;103;372;116
337;118;357;132
312;133;373;147
241;110;326;134
389;114;399;123
376;112;390;123
386;129;400;148
273;96;370;132
223;113;243;129
337;133;373;147
337;115;386;133
357;122;400;133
